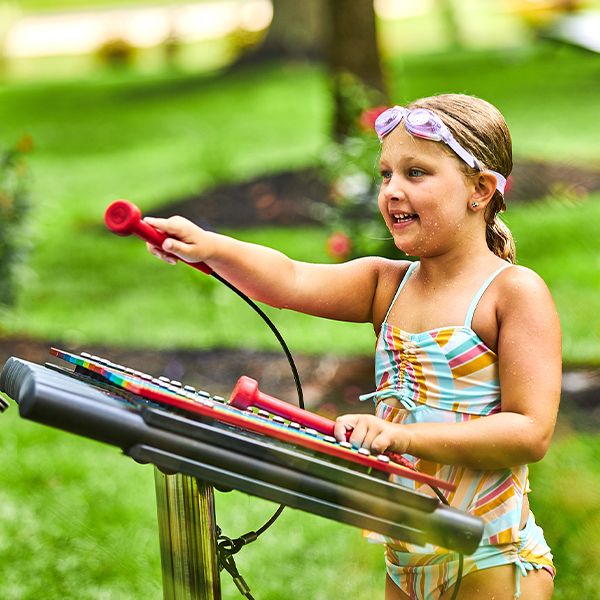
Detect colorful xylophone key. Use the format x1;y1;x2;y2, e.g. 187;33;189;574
49;348;454;491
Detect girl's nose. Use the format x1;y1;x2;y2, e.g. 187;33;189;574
384;175;406;202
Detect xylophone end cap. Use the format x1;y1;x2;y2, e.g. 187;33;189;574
229;376;259;409
105;199;141;236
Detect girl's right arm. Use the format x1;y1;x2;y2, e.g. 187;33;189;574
144;215;387;324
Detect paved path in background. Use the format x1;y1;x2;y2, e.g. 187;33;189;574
2;1;271;58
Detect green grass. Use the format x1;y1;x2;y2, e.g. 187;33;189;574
0;62;328;216
504;195;600;365
0;25;599;600
529;432;600;599
1;402;597;599
3;194;599;363
0;405;384;600
1;47;599;363
389;45;600;164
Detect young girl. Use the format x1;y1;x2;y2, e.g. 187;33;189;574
144;93;561;600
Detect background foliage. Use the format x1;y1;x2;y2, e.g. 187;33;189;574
0;136;31;306
0;1;599;599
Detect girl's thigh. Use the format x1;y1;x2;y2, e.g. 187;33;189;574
385;564;553;599
441;564;554;600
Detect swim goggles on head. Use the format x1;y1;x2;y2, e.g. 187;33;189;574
374;106;506;194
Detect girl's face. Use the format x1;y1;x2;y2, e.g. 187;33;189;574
377;126;475;258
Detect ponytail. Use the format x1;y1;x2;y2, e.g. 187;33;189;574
485;200;515;263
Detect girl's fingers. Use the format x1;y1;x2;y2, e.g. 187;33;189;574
143;216;171;234
334;415;357;442
146;242;177;264
143;216;204;262
348;419;368;449
144;215;194;239
335;414;397;453
371;432;393;454
144;216;171;231
161;238;200;262
363;428;381;452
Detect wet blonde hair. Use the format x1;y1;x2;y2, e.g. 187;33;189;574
408;93;516;263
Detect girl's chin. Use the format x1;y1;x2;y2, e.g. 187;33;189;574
391;235;423;257
390;230;414;249
393;240;416;256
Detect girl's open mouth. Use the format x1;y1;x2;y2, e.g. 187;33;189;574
391;213;418;226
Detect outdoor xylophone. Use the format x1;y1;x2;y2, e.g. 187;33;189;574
0;347;483;553
0;200;485;598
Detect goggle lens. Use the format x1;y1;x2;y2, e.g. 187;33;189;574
374;107;405;139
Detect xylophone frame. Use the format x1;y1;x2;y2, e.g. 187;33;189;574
154;471;221;600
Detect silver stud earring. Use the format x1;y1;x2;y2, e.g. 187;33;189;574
471;201;479;208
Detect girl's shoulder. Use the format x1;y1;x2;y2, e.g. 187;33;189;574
494;264;557;321
495;264;552;298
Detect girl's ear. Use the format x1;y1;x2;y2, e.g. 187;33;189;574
469;172;497;210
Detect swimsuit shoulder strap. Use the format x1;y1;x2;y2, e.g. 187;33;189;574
383;261;419;323
464;263;513;328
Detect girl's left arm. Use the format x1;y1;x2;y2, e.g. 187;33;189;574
335;267;562;470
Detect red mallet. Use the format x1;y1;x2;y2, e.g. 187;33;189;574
230;376;415;471
104;199;212;274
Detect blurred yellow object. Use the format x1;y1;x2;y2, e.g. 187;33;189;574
506;0;586;27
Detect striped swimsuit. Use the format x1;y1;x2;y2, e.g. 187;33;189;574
362;261;554;599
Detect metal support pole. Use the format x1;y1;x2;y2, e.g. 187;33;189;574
154;468;221;600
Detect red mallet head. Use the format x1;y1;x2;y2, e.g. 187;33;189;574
104;199;213;274
104;199;142;236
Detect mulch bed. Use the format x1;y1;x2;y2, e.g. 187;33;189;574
0;335;375;419
2;335;598;430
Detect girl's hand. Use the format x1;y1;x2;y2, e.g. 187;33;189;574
334;414;410;455
143;216;211;264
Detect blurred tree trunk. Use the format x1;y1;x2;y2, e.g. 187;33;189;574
325;0;388;140
234;0;387;139
237;0;326;62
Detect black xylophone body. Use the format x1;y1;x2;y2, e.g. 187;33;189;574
0;352;484;555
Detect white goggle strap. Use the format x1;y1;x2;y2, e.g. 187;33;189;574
489;171;507;195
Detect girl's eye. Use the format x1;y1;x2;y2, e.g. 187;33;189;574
408;167;425;177
381;170;392;181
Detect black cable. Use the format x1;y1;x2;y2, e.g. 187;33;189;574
210;272;302;598
217;528;256;600
453;553;464;600
429;484;463;600
212;272;304;409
